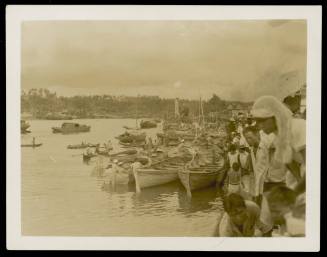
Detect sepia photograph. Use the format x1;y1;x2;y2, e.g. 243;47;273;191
6;5;321;251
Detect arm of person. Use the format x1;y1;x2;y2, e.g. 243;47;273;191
242;215;256;237
253;146;269;197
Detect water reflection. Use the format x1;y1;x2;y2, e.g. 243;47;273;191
130;181;180;215
22;119;225;236
177;186;223;214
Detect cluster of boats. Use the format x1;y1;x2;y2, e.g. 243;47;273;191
21;105;229;197
87;117;229;197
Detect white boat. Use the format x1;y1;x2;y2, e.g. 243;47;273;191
132;167;180;192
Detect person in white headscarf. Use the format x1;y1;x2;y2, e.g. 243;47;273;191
251;95;306;191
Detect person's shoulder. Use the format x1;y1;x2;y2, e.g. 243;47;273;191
245;200;261;215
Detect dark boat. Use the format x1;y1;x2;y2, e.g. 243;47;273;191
123;126;140;130
21;143;42;148
140;120;157;129
119;141;145;148
83;153;97;162
116;131;146;143
67;143;99;149
52;122;90;134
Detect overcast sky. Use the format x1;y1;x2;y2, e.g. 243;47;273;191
21;20;306;101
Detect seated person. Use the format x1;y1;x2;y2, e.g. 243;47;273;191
218;193;272;237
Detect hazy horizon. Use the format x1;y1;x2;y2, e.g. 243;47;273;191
21;20;307;101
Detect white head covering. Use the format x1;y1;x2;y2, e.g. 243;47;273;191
251;95;293;164
251;108;274;119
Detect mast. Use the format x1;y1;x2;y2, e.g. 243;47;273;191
135;95;138;128
175;98;180;119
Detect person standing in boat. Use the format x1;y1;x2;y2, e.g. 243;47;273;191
106;140;113;152
85;146;93;155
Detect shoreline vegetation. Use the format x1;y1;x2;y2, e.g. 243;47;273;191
21;88;252;121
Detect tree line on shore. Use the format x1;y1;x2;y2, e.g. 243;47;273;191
21;88;252;120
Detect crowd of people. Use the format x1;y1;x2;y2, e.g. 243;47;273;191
217;93;306;237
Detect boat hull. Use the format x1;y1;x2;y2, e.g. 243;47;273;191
67;144;98;149
21;143;42;148
134;168;179;190
52;126;90;134
179;170;218;190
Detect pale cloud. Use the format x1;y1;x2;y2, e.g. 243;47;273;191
21;20;307;101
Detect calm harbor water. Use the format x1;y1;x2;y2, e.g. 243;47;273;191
21;119;224;236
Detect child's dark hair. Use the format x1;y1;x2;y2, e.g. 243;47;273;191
223;193;246;213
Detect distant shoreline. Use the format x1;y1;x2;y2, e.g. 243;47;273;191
21;116;161;121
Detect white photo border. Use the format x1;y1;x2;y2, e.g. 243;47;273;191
6;5;322;251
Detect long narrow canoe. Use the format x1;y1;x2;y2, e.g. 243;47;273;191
21;143;42;148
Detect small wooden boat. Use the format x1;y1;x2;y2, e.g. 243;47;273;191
131;154;189;192
67;143;99;149
116;131;146;143
96;149;110;156
178;149;225;197
178;169;219;197
140;120;157;129
123;125;140;130
52;122;90;134
119;141;145;148
133;167;179;192
21;143;42;148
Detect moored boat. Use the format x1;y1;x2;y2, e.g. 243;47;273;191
52;122;91;134
116;131;146;143
21;143;42;148
119;141;145;148
133;167;180;192
139;120;157;129
67;143;99;149
178;148;225;197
